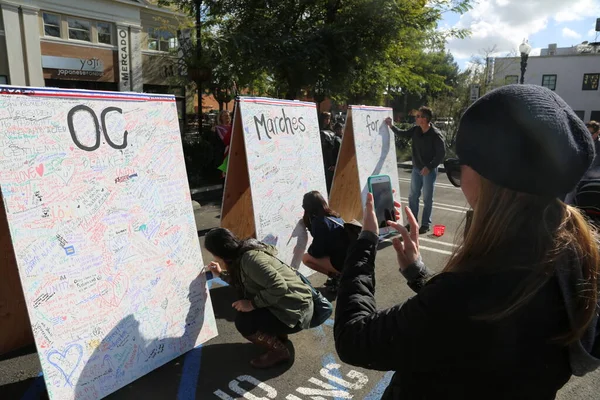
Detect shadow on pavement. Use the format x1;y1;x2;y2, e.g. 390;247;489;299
209;285;238;323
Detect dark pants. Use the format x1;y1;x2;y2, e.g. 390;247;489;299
235;308;303;337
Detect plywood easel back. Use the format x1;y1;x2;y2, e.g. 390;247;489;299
221;97;326;274
329;112;363;222
221;105;256;239
329;106;402;224
0;196;34;355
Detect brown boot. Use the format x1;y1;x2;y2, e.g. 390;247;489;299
244;332;291;368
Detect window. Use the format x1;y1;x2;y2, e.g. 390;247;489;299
591;111;600;122
43;13;61;37
0;75;7;84
582;73;599;91
504;75;518;85
68;18;91;42
148;28;178;51
542;74;557;90
97;22;112;45
574;110;585;121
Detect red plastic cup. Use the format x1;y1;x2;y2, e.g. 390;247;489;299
433;225;445;237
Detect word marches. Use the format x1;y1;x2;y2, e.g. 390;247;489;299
214;363;368;400
253;109;306;141
67;105;129;152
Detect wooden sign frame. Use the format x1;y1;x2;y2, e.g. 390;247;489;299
220;97;327;273
221;107;256;239
0;196;33;355
329;106;402;224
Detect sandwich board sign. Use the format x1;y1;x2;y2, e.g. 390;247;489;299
221;97;327;275
0;85;217;400
329;105;401;223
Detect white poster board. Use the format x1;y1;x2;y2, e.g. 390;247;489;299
221;97;327;275
350;106;401;209
0;86;217;400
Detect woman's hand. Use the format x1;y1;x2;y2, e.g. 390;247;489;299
205;261;222;277
387;206;420;271
362;190;402;235
362;192;379;235
232;300;255;312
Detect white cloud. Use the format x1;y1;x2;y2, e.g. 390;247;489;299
588;28;599;37
555;0;600;22
562;27;582;39
445;0;599;62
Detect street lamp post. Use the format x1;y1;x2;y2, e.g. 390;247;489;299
519;39;532;84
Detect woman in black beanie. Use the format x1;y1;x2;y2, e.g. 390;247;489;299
334;84;600;399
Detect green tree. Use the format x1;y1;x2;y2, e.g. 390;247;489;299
161;0;472;105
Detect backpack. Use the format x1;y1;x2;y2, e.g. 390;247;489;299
327;217;362;247
574;179;600;224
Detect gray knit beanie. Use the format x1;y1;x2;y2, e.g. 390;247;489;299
456;84;594;197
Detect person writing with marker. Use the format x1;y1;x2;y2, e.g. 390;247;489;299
336;85;600;399
385;107;445;234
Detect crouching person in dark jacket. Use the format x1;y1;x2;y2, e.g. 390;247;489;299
205;228;314;368
334;85;600;400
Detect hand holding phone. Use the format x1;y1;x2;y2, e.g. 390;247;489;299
367;175;397;236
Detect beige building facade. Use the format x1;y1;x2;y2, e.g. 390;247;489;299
0;0;190;117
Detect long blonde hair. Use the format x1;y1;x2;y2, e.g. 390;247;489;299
445;177;599;344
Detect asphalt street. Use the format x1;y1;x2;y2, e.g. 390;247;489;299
1;168;598;399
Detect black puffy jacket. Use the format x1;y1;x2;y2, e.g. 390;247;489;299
334;234;600;400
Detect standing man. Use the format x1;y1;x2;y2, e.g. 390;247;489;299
385;106;445;234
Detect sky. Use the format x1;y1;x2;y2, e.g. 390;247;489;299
441;0;600;70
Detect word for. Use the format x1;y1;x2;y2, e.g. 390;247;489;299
115;173;138;183
254;109;306;140
67;105;129;151
214;363;368;400
366;115;380;136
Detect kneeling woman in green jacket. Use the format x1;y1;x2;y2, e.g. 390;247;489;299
205;228;314;368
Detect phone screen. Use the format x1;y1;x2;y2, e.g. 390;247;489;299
371;180;396;228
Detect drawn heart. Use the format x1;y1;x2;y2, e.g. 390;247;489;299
47;343;83;387
69;146;74;151
35;164;44;177
57;165;75;185
98;273;129;307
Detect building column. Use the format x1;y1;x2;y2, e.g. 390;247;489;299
20;5;44;87
116;25;132;91
1;2;26;85
130;26;143;92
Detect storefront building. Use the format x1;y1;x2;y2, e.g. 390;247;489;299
0;0;190;120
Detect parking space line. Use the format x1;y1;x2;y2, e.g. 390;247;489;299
399;197;467;214
419;245;453;255
363;371;394;400
419;237;456;248
399;178;459;190
177;345;203;400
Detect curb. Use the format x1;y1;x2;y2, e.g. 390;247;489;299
398;162;445;173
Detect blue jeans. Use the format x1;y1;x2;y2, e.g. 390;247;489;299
409;167;437;228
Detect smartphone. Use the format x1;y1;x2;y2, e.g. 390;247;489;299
367;174;397;235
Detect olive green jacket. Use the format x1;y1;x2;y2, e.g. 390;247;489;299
228;245;314;328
